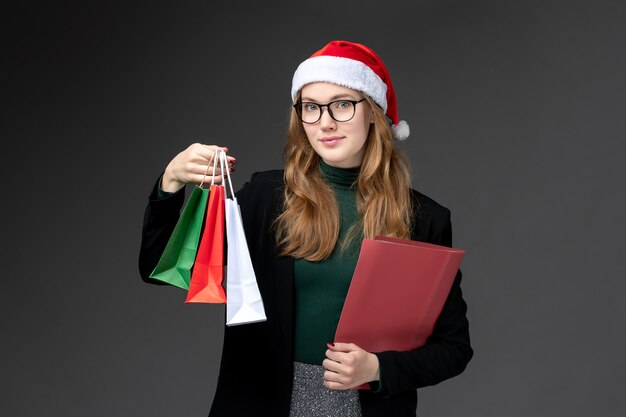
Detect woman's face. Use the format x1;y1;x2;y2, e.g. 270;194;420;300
299;82;373;169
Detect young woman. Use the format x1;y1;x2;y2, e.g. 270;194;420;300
139;40;472;417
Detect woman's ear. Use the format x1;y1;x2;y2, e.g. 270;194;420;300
370;109;375;124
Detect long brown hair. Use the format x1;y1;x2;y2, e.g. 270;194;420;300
274;93;414;261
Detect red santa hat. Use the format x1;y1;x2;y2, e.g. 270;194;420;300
291;40;409;141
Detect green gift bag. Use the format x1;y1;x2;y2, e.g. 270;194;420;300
149;185;210;290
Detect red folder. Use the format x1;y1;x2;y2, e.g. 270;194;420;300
334;236;464;388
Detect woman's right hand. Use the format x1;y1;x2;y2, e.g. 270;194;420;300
161;143;236;193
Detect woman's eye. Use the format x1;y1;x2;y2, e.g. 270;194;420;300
304;103;319;112
334;101;351;110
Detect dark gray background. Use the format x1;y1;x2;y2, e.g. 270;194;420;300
3;1;625;416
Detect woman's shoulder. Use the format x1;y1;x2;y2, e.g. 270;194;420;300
248;169;285;184
409;189;453;245
235;169;285;205
237;169;284;192
411;189;451;219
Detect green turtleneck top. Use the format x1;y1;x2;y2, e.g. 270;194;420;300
293;160;362;365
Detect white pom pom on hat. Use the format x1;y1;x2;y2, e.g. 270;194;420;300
291;40;410;141
391;120;410;141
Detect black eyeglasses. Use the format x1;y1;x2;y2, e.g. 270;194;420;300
293;99;366;124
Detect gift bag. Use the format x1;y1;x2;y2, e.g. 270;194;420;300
185;182;227;303
220;151;267;325
149;185;209;290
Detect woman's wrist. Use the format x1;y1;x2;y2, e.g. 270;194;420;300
367;352;380;382
161;167;185;193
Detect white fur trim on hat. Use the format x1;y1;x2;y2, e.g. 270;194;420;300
291;55;388;112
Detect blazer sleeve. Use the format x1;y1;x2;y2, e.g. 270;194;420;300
374;204;473;396
137;174;186;283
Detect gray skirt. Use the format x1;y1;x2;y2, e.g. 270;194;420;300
289;361;362;417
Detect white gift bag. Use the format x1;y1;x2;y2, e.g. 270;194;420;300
220;151;267;326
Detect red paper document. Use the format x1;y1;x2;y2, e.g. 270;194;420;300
334;236;464;388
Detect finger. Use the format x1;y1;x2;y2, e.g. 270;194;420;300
322;358;344;373
216;148;237;166
323;353;357;376
186;145;218;164
327;342;359;352
323;369;352;391
188;164;214;182
326;349;360;370
324;348;349;363
197;145;237;164
191;163;235;177
323;379;348;391
323;368;346;385
192;173;224;185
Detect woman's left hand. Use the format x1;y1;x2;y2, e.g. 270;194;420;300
322;342;380;390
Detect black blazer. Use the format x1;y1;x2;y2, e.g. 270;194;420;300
139;170;472;417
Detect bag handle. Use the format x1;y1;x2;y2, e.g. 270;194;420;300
220;149;236;199
198;151;218;189
210;150;220;187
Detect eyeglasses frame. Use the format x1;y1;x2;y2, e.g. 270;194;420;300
293;98;367;124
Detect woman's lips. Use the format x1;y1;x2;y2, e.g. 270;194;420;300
320;136;343;146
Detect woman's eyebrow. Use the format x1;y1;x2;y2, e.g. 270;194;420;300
301;94;358;102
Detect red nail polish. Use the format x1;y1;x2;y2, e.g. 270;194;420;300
327;342;334;347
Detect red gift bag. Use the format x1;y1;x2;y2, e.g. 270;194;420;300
185;183;226;303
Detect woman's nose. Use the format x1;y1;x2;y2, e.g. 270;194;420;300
319;108;336;129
